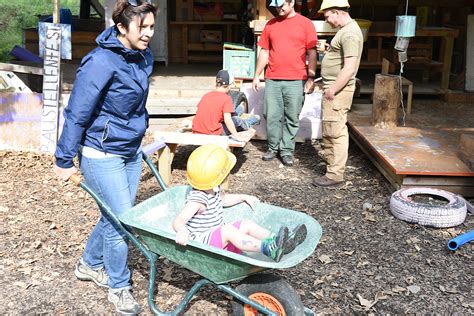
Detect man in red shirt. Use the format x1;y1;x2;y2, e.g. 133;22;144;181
193;70;260;141
252;0;317;166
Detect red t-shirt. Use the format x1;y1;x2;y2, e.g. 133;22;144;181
192;91;234;135
258;13;317;80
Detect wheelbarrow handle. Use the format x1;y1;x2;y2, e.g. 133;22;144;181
69;174;82;186
65;153;166;190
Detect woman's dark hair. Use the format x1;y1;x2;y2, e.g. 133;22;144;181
112;0;158;30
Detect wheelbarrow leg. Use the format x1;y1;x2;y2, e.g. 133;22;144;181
144;251;213;316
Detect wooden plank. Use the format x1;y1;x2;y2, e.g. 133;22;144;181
0;63;43;76
154;131;229;149
441;35;454;91
187;55;222;63
90;0;105;17
146;97;199;115
401;177;474;197
402;176;474;186
157;143;177;185
154;130;256;149
443;91;474;103
187;43;222;52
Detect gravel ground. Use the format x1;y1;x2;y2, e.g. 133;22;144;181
1;138;472;315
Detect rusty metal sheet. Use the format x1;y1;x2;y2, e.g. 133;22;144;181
349;103;474;177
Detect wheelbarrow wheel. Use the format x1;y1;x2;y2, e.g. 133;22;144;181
231;274;304;316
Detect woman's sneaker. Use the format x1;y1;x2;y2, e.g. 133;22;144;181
74;259;109;288
108;288;141;315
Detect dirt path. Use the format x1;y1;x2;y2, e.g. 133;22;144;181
1;140;472;314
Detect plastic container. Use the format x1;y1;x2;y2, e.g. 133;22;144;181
355;19;372;42
223;43;255;79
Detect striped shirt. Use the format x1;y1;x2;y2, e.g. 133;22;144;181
185;188;224;244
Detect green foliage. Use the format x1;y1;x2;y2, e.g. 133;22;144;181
0;0;81;62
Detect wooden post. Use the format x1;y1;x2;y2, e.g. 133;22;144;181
371;74;401;129
53;0;60;23
80;0;92;19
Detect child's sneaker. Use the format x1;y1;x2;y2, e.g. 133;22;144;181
108;288;141;315
261;226;289;262
74;259;109;288
283;224;307;255
244;114;261;128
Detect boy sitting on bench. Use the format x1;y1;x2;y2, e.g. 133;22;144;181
192;70;260;142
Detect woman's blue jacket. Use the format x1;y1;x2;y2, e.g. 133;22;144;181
55;26;153;168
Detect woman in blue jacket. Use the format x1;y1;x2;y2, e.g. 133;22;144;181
54;0;157;313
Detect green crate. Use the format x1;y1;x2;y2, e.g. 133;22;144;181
223;43;255;79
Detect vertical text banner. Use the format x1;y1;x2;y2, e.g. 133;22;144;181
40;24;62;153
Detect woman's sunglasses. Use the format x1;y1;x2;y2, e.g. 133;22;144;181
127;0;151;6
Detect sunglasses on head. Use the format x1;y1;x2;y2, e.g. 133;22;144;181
127;0;151;6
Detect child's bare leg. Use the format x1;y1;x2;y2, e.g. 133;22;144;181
238;220;271;240
220;223;262;252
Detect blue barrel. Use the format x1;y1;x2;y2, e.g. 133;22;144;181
10;45;43;63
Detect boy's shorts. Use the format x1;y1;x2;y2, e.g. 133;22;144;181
209;220;242;254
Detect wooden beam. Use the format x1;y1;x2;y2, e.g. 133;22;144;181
80;0;91;19
90;0;104;17
0;63;43;76
53;0;60;24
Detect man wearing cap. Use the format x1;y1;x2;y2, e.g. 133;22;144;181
312;0;363;188
193;70;260;141
252;0;317;167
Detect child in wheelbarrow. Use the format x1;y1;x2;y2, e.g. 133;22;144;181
173;144;307;262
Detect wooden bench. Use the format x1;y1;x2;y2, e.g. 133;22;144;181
153;129;256;187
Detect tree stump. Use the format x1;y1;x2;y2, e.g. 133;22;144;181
371;74;401;128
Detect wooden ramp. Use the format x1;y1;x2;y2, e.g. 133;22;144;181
348;102;474;196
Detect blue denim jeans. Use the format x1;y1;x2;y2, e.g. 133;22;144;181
222;104;259;134
79;152;142;289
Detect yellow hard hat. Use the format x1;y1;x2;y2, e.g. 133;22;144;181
186;144;236;190
319;0;350;13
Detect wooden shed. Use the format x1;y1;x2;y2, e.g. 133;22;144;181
9;0;474;195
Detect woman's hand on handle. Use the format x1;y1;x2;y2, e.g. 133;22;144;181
53;165;78;181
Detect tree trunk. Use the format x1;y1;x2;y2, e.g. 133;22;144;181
371;74;401;128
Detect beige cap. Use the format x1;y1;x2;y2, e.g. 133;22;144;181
318;0;350;13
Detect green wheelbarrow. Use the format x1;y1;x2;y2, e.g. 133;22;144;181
71;153;322;315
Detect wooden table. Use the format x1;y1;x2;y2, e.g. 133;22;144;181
153;129;256;187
